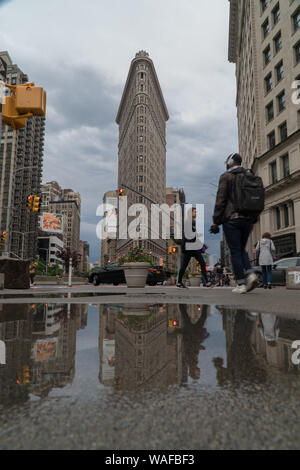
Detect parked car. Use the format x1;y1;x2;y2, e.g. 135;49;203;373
88;263;172;286
255;257;300;286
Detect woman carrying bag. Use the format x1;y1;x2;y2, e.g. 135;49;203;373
256;232;276;289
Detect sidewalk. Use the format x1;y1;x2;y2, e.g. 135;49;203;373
0;285;299;317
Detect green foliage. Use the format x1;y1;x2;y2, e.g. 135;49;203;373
118;247;154;266
47;264;64;277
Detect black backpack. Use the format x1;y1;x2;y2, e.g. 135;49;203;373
233;169;265;218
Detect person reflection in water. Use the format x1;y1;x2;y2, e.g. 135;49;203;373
257;313;279;348
213;308;267;387
178;304;209;383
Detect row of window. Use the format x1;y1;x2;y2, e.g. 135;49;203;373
273;201;295;231
261;2;280;39
267;120;287;149
265;89;286;122
261;0;300;34
269;153;290;184
264;60;283;94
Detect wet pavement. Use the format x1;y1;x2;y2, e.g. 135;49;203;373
0;301;300;450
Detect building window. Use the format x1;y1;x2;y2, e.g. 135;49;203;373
281;154;290;178
292;7;300;33
279;121;287;142
266;101;274;122
275;207;281;230
275;60;284;82
277;90;286;112
274;32;282;54
294;41;300;64
272;3;280;26
283;204;289;228
291;201;295;226
264;45;271;65
270;160;278;183
265;73;273;93
261;0;268;13
268;131;276;150
262;18;270;38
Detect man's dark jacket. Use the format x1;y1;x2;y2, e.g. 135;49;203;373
213;167;245;226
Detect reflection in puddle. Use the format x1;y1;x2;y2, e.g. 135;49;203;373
0;303;300;407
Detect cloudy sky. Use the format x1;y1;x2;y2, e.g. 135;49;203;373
0;0;238;263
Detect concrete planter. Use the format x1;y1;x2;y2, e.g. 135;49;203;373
286;267;300;290
123;262;150;288
189;276;201;287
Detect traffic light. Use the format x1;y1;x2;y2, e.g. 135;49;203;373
2;95;28;130
168;246;178;255
27;194;33;212
23;365;30;384
2;82;47;131
0;231;6;244
119;188;125;198
15;85;46;117
168;319;179;328
32;195;40;213
16;366;31;385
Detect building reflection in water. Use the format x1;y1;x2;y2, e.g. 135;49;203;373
0;303;88;404
98;304;211;391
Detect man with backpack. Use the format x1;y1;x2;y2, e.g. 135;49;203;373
210;153;265;294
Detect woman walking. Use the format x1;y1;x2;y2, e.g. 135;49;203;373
256;233;276;289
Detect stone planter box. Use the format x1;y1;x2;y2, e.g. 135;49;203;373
0;258;30;289
189;276;201;287
123;262;150;288
286;267;300;290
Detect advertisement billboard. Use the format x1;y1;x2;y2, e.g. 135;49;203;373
41;213;63;233
34;338;58;362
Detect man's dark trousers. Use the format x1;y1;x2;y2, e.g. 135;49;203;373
178;250;208;284
223;218;253;285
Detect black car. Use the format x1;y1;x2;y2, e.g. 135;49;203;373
89;263;172;286
255;257;300;286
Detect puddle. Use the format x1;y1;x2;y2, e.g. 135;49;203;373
0;303;299;403
0;302;300;449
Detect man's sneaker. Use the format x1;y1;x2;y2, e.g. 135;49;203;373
176;283;187;289
246;273;259;293
232;285;248;294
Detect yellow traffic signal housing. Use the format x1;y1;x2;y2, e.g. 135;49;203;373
15;86;46;117
27;195;33;212
32;196;40;213
23;365;30;384
2;96;28;130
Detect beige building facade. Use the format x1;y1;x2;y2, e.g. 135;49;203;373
116;51;169;264
229;0;300;257
41;181;81;254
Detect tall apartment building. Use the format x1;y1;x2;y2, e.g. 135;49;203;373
228;0;300;257
41;181;81;254
0;51;45;259
116;51;169;264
